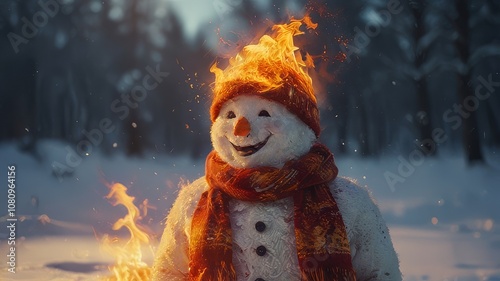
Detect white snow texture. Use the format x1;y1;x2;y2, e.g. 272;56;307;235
153;95;401;280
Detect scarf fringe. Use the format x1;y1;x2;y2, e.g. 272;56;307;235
190;261;236;281
300;267;357;281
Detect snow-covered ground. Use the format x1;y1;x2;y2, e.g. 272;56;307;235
1;140;499;281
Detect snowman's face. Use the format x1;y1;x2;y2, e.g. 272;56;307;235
211;95;316;168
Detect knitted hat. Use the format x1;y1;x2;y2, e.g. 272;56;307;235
210;19;321;137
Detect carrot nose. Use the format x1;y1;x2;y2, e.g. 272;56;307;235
234;117;251;137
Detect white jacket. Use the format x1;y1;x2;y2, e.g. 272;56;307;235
152;176;402;281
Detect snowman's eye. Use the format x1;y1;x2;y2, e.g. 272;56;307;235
226;111;236;119
258;110;271;117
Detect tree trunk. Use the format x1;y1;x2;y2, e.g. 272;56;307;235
125;0;144;156
485;102;500;146
411;0;435;156
359;94;371;157
336;91;349;154
455;0;483;163
127;109;143;156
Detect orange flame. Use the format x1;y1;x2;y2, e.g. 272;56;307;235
101;183;152;281
210;16;318;102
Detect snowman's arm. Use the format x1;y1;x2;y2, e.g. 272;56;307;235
331;177;402;281
152;177;208;281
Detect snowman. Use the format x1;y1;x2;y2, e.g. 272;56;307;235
152;19;401;281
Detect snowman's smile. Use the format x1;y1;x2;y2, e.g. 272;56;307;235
230;135;271;157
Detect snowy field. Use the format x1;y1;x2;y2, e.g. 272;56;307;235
1;140;499;281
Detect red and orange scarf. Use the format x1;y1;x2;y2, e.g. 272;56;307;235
189;143;356;281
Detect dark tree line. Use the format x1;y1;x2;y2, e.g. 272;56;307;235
319;0;500;163
0;0;498;166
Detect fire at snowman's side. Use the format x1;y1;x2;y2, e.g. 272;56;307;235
100;182;152;281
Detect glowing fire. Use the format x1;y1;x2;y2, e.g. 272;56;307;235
210;16;318;103
101;182;152;281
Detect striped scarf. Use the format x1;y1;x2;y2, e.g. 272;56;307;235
189;143;356;281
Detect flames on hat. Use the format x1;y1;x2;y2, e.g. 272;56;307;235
209;16;322;136
210;17;317;96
